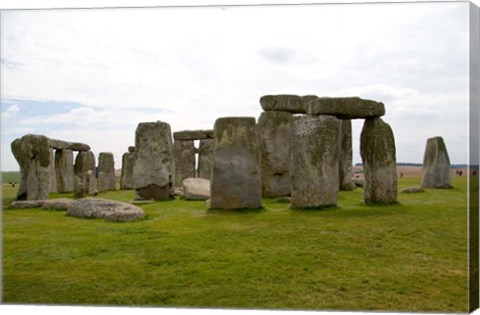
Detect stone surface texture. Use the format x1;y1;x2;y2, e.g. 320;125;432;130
48;148;58;193
97;152;116;191
421;136;452;188
258;111;292;197
307;97;385;119
290;115;341;208
55;149;74;193
120;151;135;190
173;129;214;141
66;197;145;222
260;95;304;113
210;117;262;209
173;140;196;187
48;139;90;152
11;134;51;200
182;177;210;200
9;199;72;210
339;119;355;190
133;121;175;200
360;117;397;204
198;138;214;180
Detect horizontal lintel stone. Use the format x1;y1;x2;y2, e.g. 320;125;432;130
306;97;385;119
48;138;91;151
173;130;214;141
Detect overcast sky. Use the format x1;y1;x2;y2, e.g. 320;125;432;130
0;1;471;171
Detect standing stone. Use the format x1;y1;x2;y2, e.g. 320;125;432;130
173;140;196;187
73;175;86;198
290;115;341;208
48;148;57;193
198;138;214;180
11;134;51;200
421;136;452;188
97;152;116;191
120;147;135;190
87;170;97;195
339;119;355;190
210;117;262;209
258;111;292;197
360;117;397;204
55;149;74;193
74;151;96;194
133;121;175;201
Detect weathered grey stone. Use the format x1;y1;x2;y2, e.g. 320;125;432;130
360;118;397;204
41;198;73;210
421;137;452;189
86;170;97;195
73;175;86;198
128;146;135;153
290;115;341;208
260;95;304;113
120;151;135;190
174;187;185;197
307;97;385;119
66;198;145;222
210;117;262;209
198;139;214;180
48;138;90;152
97;152;116;191
10;198;72;210
183;177;210;200
339;120;355;190
173;140;196;187
133;121;175;201
258;111;292;197
10;200;44;209
400;186;425;194
48;148;57;193
74;150;95;194
173;129;214;141
11;134;51;200
55;149;74;193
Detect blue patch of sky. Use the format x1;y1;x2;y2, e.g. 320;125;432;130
1;98;84;117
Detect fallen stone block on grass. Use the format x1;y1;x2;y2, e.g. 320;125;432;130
400;187;425;194
183;177;210;200
10;198;73;210
67;198;145;222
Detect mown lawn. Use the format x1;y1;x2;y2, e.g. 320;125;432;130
1;177;469;312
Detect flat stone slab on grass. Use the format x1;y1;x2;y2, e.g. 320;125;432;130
307;97;385;119
183;177;210;200
400;186;425;194
10;198;73;210
67;197;145;222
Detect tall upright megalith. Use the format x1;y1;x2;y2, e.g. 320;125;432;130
198;138;214;180
257;111;292;197
97;152;116;191
11;134;51;200
360;117;397;204
74;150;96;194
210;117;262;209
421;136;452;188
134;121;175;200
55;149;74;193
290;115;341;208
120;146;135;190
48;148;57;193
173;140;196;187
339;119;355;190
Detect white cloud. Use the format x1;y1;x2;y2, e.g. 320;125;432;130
1;104;20;118
0;2;472;170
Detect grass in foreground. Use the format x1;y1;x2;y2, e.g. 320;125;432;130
1;177;469;312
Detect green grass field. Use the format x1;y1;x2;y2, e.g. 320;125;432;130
1;177;470;312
